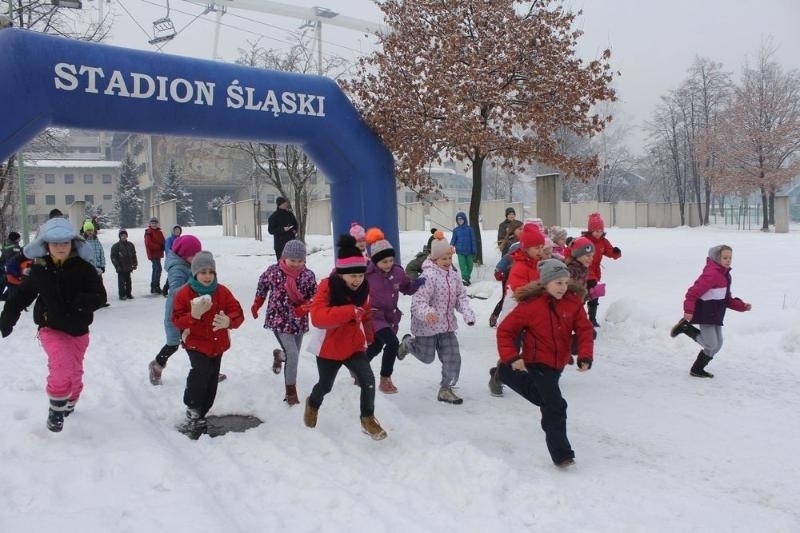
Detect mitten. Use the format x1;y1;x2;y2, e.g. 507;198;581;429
577;357;592;370
251;295;265;319
493;270;504;281
612;246;621;256
293;301;312;317
588;283;606;299
412;276;426;289
190;295;212;319
212;311;231;331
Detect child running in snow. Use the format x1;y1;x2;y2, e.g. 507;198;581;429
489;219;523;327
398;231;476;404
172;251;244;437
496;259;594;468
0;217;107;432
305;235;387;440
364;228;423;394
251;239;317;406
450;211;477;286
505;223;547;292
670;244;751;378
581;212;622;327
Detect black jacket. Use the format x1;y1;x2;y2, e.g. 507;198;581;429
110;240;138;273
0;254;107;337
267;208;298;254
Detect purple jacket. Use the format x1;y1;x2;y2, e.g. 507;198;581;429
255;263;317;334
365;262;419;332
683;257;747;326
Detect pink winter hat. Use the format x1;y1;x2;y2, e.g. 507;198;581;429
172;235;202;260
349;222;366;243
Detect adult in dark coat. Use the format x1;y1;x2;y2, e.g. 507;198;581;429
267;196;298;259
497;207;516;247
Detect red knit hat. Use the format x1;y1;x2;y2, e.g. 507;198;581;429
520;223;545;249
588;212;605;232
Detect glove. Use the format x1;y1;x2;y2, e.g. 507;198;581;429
212;311;231;331
293;301;312;317
493;270;504;281
412;276;426;289
588;283;606;299
251;295;265;319
190;295;212;319
612;247;621;256
1;322;12;338
577;357;592;371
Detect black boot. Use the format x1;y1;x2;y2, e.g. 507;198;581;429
47;398;69;432
690;351;714;378
587;300;600;327
670;319;700;340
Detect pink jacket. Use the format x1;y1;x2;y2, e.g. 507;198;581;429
410;259;475;336
683;257;747;326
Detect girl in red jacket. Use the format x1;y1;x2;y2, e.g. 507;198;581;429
670;244;751;378
582;212;622;327
496;259;594;468
305;235;387;441
172;251;244;436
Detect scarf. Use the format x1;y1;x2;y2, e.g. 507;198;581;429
188;276;218;296
279;259;306;305
327;271;369;307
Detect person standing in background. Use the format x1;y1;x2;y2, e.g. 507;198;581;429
268;197;298;259
144;217;166;295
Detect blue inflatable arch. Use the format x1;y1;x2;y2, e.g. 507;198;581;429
0;28;398;251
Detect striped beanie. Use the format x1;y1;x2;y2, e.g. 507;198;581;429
365;227;394;264
335;234;367;274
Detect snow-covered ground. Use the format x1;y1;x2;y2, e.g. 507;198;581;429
1;223;798;532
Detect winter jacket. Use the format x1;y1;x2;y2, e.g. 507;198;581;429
171;282;244;357
144;227;166;260
496;241;521;277
450;212;476;256
410;258;475;336
497;286;593;370
84;237;106;271
405;249;428;280
255;263;317;334
0;254;107;337
267;208;299;254
163;250;192;346
366;261;419;333
110;240;138;273
506;248;540;291
683;257;747;326
2;243;24;284
582;231;621;282
566;259;589;294
497;219;512;246
310;277;374;360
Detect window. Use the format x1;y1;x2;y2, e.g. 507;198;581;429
45;174;55;184
27;194;35;205
103;194;112;201
64;174;75;184
65;194;75;205
101;174;112;184
85;194;94;204
83;174;93;184
46;195;56;205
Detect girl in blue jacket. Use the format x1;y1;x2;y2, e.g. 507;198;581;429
450;211;476;286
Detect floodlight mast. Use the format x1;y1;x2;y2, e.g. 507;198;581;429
183;0;388;72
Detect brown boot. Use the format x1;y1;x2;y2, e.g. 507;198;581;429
379;376;398;394
303;397;318;428
360;416;388;440
272;349;284;374
284;384;300;406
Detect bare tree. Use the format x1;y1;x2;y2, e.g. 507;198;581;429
1;1;111;240
342;0;616;263
705;43;800;230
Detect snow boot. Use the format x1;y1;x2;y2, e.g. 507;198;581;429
437;386;463;405
63;399;77;418
488;313;498;328
556;457;576;468
587;300;600;327
284;384;300;406
303;397;319;428
397;334;412;360
690;351;714;378
148;360;164;386
670;319;700;340
488;366;503;397
379;376;398;394
184;408;208;437
217;373;227;383
272;349;284;375
47;398;68;432
360;416;388;440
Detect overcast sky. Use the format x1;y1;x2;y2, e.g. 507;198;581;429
103;0;800;154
